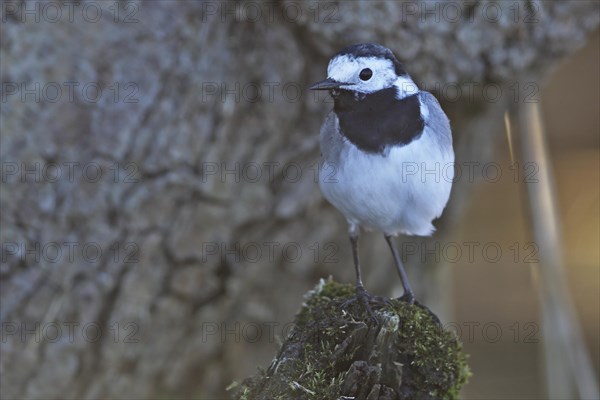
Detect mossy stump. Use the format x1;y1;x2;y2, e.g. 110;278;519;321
234;278;470;400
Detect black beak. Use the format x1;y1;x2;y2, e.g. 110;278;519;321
308;78;351;90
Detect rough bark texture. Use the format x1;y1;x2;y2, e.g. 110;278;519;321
1;1;599;399
235;279;470;400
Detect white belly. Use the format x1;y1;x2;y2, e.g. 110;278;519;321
319;125;454;236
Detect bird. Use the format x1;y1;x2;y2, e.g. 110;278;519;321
309;43;454;308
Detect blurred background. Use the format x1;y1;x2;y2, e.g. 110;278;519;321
1;1;599;399
455;28;600;399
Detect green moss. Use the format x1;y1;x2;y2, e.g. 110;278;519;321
235;278;470;399
383;298;472;399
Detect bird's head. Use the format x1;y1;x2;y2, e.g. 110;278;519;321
309;43;419;99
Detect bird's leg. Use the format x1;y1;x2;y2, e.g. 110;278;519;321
341;225;378;321
349;225;364;290
384;234;415;304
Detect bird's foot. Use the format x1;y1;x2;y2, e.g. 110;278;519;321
397;293;441;326
341;285;382;323
399;292;415;305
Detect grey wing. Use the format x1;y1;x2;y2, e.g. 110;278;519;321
319;111;345;163
419;90;453;150
418;90;455;220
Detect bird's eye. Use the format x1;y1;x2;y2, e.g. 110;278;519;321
359;68;373;81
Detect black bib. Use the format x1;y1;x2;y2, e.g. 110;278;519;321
333;88;424;154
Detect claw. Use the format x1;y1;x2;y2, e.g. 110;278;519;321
341;286;380;323
397;294;442;326
399;292;415;305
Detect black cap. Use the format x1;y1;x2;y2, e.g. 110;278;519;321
335;43;408;77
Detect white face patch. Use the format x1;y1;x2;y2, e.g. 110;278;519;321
394;75;419;99
327;55;408;94
418;93;430;120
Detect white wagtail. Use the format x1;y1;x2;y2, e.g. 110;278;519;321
310;43;454;306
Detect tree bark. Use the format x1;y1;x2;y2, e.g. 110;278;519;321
1;1;598;399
